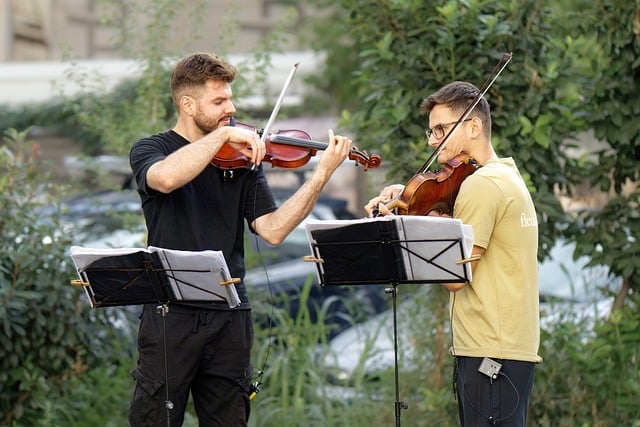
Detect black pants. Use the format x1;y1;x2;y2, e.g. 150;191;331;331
128;304;254;427
454;356;535;427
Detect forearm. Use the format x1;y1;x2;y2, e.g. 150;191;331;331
443;245;485;292
254;130;351;245
254;170;331;245
147;137;224;193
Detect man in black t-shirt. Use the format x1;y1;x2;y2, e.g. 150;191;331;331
128;52;352;427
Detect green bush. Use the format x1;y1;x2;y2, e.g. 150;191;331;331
0;128;136;426
531;294;640;426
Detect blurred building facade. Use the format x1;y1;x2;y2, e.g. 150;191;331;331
0;0;325;107
0;1;376;214
0;0;317;61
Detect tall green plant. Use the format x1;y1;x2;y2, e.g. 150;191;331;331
0;128;134;425
530;294;640;425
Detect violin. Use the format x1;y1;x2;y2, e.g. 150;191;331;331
211;121;382;171
384;154;479;216
378;52;512;217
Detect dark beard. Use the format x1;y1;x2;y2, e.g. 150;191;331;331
193;109;222;134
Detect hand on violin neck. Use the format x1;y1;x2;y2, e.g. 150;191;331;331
378;184;405;201
364;184;404;217
314;129;352;179
364;195;394;218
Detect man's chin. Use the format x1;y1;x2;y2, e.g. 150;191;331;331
437;154;451;165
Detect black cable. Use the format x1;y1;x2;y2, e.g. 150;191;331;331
248;230;274;400
247;163;275;401
230;115;273;400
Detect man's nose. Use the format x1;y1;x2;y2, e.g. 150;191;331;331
226;101;236;115
427;136;439;147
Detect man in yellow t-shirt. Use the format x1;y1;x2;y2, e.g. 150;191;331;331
366;81;541;426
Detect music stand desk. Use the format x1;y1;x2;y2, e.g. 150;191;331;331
304;215;475;427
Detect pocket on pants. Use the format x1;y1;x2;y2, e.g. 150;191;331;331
131;367;164;397
129;368;169;427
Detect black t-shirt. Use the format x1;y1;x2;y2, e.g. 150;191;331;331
129;130;277;309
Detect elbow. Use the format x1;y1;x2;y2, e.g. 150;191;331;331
146;164;181;194
149;173;179;194
252;215;287;246
443;283;467;292
154;180;177;194
261;234;285;246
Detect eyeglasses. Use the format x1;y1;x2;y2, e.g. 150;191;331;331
425;118;472;139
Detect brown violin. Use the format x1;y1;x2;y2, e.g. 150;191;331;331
384;154;479;216
211;121;382;171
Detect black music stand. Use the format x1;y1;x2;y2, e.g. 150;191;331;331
304;216;475;427
69;246;241;427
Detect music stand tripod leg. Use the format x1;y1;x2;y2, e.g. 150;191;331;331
156;303;174;427
385;284;408;427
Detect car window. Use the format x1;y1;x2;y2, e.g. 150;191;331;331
538;240;617;302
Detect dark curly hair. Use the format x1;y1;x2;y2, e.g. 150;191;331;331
170;53;237;111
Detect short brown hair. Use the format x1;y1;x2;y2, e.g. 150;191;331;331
170;53;237;110
420;81;491;137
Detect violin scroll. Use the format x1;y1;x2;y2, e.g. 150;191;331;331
348;148;381;170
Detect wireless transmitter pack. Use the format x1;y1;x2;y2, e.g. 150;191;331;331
478;357;502;380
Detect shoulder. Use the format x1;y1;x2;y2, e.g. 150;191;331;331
132;130;180;149
130;130;185;157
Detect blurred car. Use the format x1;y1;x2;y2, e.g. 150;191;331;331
40;188;146;248
537;239;616;327
317;239;620;383
246;187;357;264
244;253;388;338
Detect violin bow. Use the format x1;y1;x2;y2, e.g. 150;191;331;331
419;52;513;174
260;62;300;145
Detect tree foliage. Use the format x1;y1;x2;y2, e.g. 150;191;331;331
308;0;593;257
0;0;638;424
304;1;640;424
565;0;640;310
308;0;639;299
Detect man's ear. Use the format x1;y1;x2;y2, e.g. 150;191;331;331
470;116;484;139
180;95;195;116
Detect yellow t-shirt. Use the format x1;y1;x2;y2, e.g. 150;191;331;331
451;158;542;363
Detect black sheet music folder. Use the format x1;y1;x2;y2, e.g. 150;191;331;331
69;246;241;308
305;216;475;287
309;220;407;284
79;250;170;307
